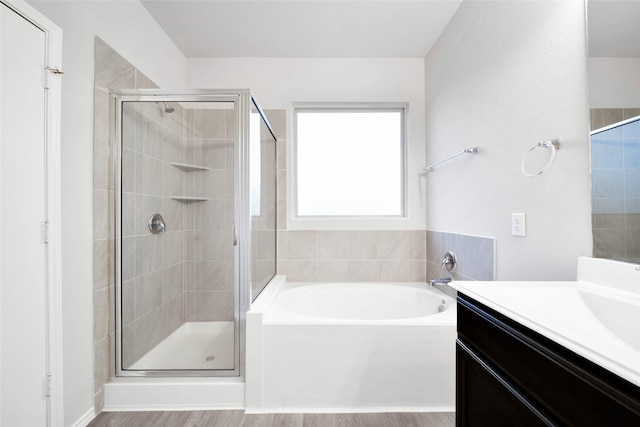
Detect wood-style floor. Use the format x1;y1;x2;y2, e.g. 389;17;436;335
88;410;456;427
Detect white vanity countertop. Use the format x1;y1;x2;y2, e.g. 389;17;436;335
449;258;640;388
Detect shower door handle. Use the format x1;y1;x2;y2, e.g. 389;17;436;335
232;224;238;246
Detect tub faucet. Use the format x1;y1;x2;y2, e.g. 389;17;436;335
429;277;452;287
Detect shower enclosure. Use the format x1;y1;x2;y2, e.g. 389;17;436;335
114;90;276;376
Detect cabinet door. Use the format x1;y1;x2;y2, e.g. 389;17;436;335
456;342;553;427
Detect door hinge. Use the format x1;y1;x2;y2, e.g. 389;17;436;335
41;221;50;244
44;67;63;89
44;374;52;397
232;224;238;246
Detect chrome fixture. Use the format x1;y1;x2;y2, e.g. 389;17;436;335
424;147;479;172
441;251;457;272
148;213;165;234
163;102;175;113
429;277;452;287
521;138;562;177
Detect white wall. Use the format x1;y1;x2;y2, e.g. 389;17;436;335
589;57;640;108
26;1;186;425
424;0;592;280
188;58;427;230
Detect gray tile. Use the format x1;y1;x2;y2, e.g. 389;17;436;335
195;261;226;291
134;69;158;90
93;337;110;394
94;37;135;89
135;153;164;197
317;231;349;260
348;260;378;281
348;231;377;260
163;295;184;336
625;228;640;262
593;228;627;260
593;213;626;229
93;138;111;191
194;291;228;321
134;234;164;276
94;87;111;141
164;231;185;267
408;230;426;260
287;231;317;260
316;260;349;282
134;308;164;360
94;288;111;341
121;279;135;325
163;263;184;302
134;271;163;318
93;189;111;240
592;169;624;199
286;260;317;282
194;109;226;138
93;239;112;291
378;260;408;281
376;230;409;260
264;109;287;141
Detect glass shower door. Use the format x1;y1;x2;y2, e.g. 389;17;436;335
117;97;239;374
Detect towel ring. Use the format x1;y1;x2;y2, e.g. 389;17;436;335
521;139;562;177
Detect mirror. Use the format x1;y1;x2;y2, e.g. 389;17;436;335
587;0;640;263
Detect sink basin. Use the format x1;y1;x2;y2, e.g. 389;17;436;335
579;289;640;352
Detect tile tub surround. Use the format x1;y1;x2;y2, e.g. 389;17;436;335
278;230;427;282
264;109;428;283
426;230;495;290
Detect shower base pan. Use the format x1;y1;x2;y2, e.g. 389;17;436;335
128;321;234;371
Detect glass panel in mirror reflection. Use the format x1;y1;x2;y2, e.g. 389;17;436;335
119;100;238;371
295;109;404;217
590;116;640;263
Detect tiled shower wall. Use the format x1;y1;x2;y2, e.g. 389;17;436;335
120;102;188;368
590;108;640;263
93;38;236;410
93;37;157;411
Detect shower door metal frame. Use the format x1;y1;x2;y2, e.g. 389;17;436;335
113;90;258;377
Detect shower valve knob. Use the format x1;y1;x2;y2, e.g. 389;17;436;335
148;213;165;234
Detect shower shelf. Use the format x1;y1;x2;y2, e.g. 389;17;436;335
170;196;211;202
170;162;210;171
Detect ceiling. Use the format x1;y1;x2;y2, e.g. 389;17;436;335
588;0;640;57
140;0;463;58
140;0;640;59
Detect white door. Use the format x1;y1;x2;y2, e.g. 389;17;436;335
0;3;49;426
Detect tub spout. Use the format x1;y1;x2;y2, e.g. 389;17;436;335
429;278;452;287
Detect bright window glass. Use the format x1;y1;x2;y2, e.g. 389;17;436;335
294;106;405;217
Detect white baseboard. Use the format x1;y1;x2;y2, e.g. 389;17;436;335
69;407;96;427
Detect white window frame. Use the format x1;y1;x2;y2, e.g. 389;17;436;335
289;102;408;228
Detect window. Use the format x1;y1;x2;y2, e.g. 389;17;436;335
293;104;406;218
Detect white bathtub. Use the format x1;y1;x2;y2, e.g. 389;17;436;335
245;276;456;413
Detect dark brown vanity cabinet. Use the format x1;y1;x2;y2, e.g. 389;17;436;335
456;295;640;426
